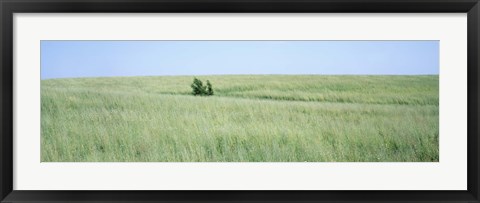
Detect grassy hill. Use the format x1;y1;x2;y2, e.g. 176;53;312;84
41;75;439;162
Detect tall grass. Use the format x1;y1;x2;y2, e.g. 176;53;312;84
41;75;439;162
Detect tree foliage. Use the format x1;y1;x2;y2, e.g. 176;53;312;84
191;78;213;96
206;80;214;96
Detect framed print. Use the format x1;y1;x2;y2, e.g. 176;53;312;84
1;0;479;202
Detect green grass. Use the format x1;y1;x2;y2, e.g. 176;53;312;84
41;75;439;162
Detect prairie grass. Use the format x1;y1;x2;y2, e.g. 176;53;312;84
41;75;439;162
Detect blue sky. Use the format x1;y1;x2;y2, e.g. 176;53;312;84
41;41;439;79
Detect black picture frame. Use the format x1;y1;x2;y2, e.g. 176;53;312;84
1;0;479;202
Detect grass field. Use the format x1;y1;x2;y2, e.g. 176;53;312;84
41;75;439;162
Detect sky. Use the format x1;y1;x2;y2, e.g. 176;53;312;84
41;40;439;79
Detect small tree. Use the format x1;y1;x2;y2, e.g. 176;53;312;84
191;77;207;96
206;80;214;96
191;78;214;96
